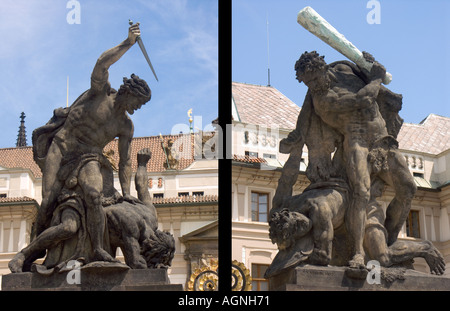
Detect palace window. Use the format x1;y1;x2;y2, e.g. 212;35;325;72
192;191;204;197
178;192;189;197
251;264;269;291
406;210;420;238
251;191;269;222
263;153;276;159
153;193;164;199
413;172;424;178
245;151;258;158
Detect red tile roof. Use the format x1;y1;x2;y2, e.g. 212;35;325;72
397;114;450;155
0;134;207;178
104;134;196;174
0;147;41;177
232;82;300;130
232;154;267;164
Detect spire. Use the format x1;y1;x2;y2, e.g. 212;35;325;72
266;13;271;87
16;112;27;147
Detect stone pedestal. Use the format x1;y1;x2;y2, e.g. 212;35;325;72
2;264;183;291
269;265;450;291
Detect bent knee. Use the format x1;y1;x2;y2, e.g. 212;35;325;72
350;178;371;200
86;190;102;206
309;202;332;223
58;218;79;238
352;186;371;202
317;204;332;219
63;219;79;233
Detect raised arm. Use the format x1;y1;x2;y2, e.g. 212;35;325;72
90;23;141;92
320;62;385;112
356;61;386;98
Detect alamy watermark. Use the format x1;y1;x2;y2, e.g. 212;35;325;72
367;0;381;24
166;118;281;168
366;260;381;285
67;0;81;25
66;260;81;285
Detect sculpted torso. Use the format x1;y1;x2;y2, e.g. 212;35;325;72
55;90;132;156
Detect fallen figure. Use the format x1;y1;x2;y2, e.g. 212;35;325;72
266;176;446;278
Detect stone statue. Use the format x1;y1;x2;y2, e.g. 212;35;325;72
266;148;445;278
106;149;175;269
9;24;175;274
161;138;179;170
267;50;445;278
9;147;175;273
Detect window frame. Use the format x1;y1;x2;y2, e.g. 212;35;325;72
245;151;259;158
251;191;269;223
251;263;269;291
153;193;164;199
406;210;421;238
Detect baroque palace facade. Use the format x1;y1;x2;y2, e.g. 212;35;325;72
231;82;450;290
0;132;218;289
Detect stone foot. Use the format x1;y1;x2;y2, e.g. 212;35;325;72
93;248;120;263
422;240;446;275
8;252;25;273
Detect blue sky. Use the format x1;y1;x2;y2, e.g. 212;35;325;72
0;0;218;148
233;0;450;126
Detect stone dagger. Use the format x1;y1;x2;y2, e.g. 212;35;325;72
297;6;392;85
129;20;159;82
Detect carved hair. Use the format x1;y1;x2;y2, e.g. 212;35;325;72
118;73;151;102
269;208;312;250
142;230;175;268
295;51;327;81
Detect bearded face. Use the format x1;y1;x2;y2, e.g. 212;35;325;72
116;73;151;114
115;92;146;115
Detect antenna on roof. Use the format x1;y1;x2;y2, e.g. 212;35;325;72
66;76;69;108
266;13;271;87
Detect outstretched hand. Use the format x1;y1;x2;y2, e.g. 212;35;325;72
128;22;141;44
370;61;386;81
137;148;152;166
362;51;375;63
362;51;386;81
122;194;143;205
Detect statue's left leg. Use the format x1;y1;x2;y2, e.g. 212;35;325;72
364;225;390;267
345;143;371;268
78;161;117;262
308;199;334;265
381;150;417;246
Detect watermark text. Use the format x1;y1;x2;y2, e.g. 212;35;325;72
67;0;81;25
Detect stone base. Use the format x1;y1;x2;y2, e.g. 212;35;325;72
269;265;450;291
2;264;183;291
